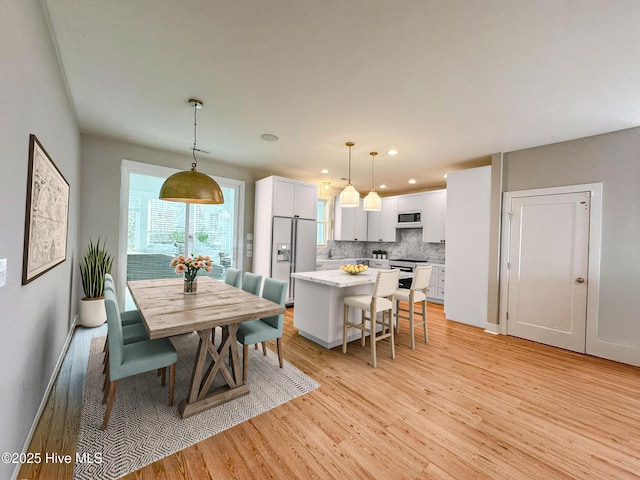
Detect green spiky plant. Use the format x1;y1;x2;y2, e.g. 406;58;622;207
80;238;114;299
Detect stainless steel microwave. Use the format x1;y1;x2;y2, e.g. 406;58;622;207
397;212;421;227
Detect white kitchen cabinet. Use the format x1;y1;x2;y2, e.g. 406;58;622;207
367;196;398;242
334;196;368;241
272;176;318;219
368;259;389;269
397;193;422;212
422;189;446;243
427;264;445;304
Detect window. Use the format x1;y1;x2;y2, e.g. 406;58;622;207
317;198;330;245
119;161;245;308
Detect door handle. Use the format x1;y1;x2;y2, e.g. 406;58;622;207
576;277;585;284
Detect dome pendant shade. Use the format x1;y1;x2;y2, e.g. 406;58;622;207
340;141;360;207
340;184;360;207
363;190;381;211
363;150;381;211
159;97;224;204
159;168;224;204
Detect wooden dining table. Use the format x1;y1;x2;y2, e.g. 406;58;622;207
127;276;286;418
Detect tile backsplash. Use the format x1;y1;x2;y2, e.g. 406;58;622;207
317;229;445;264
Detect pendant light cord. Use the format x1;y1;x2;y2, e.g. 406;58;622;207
192;103;198;169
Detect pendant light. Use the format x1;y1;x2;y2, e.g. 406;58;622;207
363;151;381;211
159;98;224;204
339;141;360;208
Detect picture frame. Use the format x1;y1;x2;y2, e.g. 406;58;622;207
22;134;70;284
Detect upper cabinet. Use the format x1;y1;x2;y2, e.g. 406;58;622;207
397;193;422;212
271;176;318;219
334;195;368;241
367;196;398;242
422;189;446;243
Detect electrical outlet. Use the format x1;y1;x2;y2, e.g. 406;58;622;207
0;258;7;288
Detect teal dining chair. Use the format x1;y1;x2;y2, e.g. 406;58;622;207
241;272;262;296
102;274;148;372
224;268;242;288
102;288;178;430
236;278;287;382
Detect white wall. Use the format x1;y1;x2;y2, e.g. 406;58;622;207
445;166;491;327
0;1;80;478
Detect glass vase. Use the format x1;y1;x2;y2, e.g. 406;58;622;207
183;276;198;295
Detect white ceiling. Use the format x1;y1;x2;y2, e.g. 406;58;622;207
43;0;640;195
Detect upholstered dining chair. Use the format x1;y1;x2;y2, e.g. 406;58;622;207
241;272;262;296
394;265;432;349
102;274;148;375
224;268;242;288
342;269;400;368
235;278;287;382
102;288;178;430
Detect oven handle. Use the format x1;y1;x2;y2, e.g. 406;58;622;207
390;265;413;272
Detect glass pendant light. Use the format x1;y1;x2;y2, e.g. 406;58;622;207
363;151;381;211
159;98;224;204
339;141;360;207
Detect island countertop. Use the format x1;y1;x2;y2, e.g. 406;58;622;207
292;267;411;288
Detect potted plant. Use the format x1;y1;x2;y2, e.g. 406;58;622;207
372;249;379;259
79;238;114;327
381;250;387;260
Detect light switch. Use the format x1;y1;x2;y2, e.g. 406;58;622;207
246;233;253;241
0;258;6;288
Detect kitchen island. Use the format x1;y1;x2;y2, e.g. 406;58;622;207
291;268;411;349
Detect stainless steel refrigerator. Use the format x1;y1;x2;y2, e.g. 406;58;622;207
271;216;317;305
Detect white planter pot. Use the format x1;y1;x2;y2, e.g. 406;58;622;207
79;297;106;327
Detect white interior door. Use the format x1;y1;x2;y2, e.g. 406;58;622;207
505;191;590;352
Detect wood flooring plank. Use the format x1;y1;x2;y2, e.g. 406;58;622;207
19;303;640;480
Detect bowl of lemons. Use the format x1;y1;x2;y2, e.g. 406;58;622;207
340;263;369;275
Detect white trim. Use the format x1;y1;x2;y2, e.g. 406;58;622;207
499;183;603;351
13;314;78;480
118;160;245;302
484;324;500;335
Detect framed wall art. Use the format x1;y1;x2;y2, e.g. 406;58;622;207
22;134;70;284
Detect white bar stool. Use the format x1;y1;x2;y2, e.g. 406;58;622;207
394;265;432;349
342;269;400;368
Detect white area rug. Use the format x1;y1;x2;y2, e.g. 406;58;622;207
75;333;319;479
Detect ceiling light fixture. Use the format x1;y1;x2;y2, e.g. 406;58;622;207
322;181;332;191
388;149;398;156
260;133;279;141
339;141;359;208
159;99;224;204
379;184;387;189
408;178;417;184
320;169;329;174
363;151;381;211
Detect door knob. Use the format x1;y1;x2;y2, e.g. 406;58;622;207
576;277;585;284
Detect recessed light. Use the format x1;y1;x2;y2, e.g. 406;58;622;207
387;150;398;156
260;133;279;141
408;179;416;184
379;184;387;189
320;169;329;174
322;181;332;190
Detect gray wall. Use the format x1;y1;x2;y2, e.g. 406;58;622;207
0;1;81;478
502;127;640;347
80;134;269;283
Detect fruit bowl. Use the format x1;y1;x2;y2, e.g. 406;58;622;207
340;264;369;275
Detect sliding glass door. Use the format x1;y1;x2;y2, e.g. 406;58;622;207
119;161;244;306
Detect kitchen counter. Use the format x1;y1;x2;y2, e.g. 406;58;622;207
291;268;412;349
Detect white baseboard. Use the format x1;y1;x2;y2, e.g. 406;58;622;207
12;314;78;480
484;323;501;335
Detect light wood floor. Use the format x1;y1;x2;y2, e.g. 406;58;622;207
20;303;640;479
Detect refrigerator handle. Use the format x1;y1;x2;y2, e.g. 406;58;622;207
289;219;297;300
